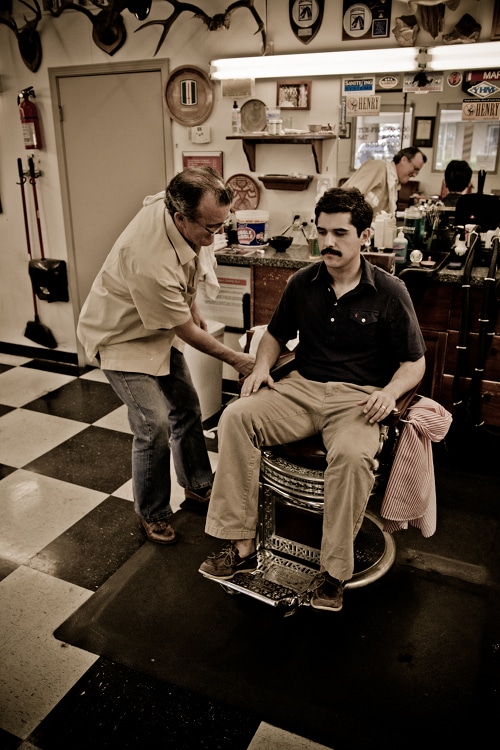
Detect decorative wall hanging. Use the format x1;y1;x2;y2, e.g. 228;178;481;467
277;82;311;110
240;99;267;132
342;1;392;41
136;0;267;56
0;0;43;71
182;151;223;175
413;117;435;148
289;0;324;45
226;174;260;210
165;66;214;127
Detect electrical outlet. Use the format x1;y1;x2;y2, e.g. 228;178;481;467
291;212;303;226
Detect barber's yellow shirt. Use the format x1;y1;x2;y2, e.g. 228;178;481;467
78;199;200;376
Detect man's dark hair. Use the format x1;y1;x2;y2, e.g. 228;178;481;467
315;187;373;236
444;160;472;193
165;167;233;221
393;147;427;165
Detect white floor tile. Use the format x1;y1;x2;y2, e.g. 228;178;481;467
0;470;107;565
0;367;75;407
93;404;131;433
0;567;97;739
0;409;86;468
79;368;108;383
248;722;334;750
0;354;32;367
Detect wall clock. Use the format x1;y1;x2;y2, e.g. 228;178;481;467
289;0;324;45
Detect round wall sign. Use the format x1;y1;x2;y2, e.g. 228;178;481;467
165;66;214;127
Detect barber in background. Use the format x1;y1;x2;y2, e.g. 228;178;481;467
78;167;254;545
342;146;427;215
441;160;473;207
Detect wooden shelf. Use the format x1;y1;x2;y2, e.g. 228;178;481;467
258;174;313;191
227;133;336;173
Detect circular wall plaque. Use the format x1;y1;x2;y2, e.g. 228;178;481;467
226;174;260;210
165;66;214;127
240;99;267;133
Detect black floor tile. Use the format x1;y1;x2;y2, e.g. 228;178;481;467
0;727;23;749
29;658;259;750
0;463;16;480
0;364;14;376
22;359;84;376
0;557;18;583
23;425;133;494
29;497;144;590
23;378;123;423
0;404;15;417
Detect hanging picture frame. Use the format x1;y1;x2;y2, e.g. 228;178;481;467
276;81;311;109
413;117;435;148
182;152;223;176
289;0;325;44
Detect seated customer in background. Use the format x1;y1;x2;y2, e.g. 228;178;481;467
341;147;426;215
199;187;426;612
441;160;473;207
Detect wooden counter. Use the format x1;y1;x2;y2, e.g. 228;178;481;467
215;245;500;425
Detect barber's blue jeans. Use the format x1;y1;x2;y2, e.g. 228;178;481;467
103;348;213;522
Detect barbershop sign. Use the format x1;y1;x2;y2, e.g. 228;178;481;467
462;98;500;121
346;95;381;115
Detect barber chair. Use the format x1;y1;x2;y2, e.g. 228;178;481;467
205;337;419;615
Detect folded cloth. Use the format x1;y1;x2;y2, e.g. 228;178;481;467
381;397;452;537
143;190;166;206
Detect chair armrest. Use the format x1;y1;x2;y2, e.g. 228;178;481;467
385;383;421;427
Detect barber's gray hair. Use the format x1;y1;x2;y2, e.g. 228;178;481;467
165;167;234;221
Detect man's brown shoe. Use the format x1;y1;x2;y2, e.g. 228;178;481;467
139;517;177;545
310;573;344;611
181;487;211;514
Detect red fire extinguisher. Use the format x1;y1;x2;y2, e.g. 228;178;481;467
18;86;42;150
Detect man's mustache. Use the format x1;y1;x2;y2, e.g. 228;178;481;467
321;247;341;256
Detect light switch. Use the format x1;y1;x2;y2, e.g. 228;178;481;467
191;126;211;143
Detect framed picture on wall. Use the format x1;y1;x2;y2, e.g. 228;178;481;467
182;151;223;176
276;81;311;109
413;117;435;148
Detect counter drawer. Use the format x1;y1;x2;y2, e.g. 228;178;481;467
450;285;500;335
441;374;500;427
444;331;500;381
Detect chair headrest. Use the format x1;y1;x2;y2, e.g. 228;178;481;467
455;193;500;232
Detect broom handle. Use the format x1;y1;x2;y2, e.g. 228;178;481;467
18;157;39;317
28;156;45;259
18;158;33;259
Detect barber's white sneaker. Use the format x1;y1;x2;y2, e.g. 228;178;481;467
311;573;344;611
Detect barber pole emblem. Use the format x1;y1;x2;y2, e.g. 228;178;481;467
289;0;324;44
180;79;197;106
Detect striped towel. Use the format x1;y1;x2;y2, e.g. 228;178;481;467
381;397;452;537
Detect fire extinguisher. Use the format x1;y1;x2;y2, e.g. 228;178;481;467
18;86;42;150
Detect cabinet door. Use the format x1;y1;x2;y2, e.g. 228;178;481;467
420;329;447;401
252;266;296;326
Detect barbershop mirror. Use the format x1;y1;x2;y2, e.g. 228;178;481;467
434;102;500;172
352;107;413;170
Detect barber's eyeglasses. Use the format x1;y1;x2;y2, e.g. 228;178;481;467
190;214;232;235
408;159;422;176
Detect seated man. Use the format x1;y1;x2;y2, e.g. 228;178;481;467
199;188;426;612
441;159;473;207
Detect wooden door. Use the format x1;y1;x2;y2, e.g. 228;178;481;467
49;60;173;364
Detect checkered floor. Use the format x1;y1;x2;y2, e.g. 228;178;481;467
0;353;331;750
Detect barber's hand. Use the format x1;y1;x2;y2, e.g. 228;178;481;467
232;352;255;377
240;366;275;397
358;391;396;424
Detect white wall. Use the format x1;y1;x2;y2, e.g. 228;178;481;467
1;0;499;357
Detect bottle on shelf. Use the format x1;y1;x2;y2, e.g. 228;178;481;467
231;100;241;134
392;229;408;265
307;219;320;258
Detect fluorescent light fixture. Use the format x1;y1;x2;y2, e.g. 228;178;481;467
210;42;500;80
429;41;500;71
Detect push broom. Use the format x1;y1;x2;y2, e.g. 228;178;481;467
17;157;57;348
